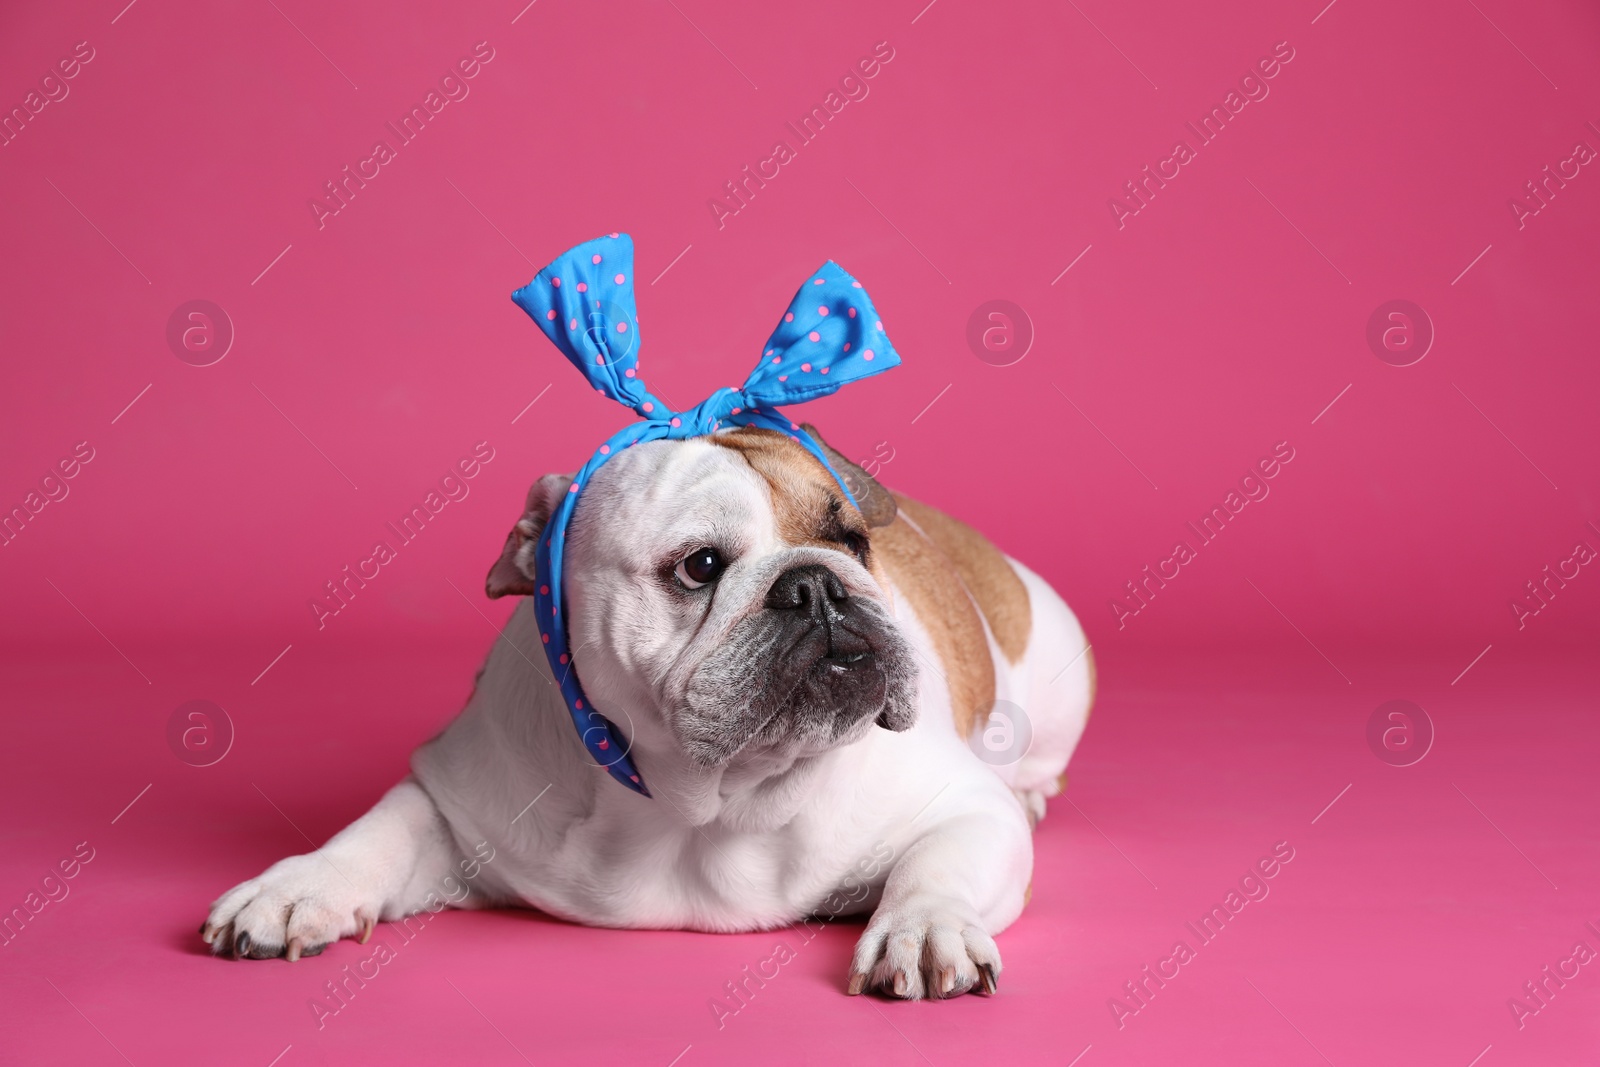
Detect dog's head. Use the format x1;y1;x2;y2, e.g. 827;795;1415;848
486;425;917;774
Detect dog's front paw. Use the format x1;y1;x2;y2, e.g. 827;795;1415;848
201;854;374;961
847;896;1001;1000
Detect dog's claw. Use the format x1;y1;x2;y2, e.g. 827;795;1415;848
233;930;250;959
938;967;956;996
286;938;303;962
892;971;909;997
978;964;998;995
357;915;374;944
846;973;867;996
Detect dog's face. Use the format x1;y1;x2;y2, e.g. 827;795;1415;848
486;426;917;772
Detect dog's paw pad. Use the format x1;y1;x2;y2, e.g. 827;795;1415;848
201;854;368;962
847;898;1001;1000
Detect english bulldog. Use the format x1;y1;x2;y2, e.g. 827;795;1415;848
201;425;1093;999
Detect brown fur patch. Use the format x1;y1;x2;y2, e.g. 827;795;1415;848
711;427;1010;741
892;495;1031;665
709;428;868;548
871;513;995;739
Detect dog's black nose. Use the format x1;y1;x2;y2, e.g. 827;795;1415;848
765;564;848;624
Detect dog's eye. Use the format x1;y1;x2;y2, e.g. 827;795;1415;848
675;547;726;589
843;532;869;563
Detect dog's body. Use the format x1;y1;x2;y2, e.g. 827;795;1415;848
204;426;1092;998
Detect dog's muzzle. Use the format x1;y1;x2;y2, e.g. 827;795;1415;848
764;565;876;671
679;562;918;766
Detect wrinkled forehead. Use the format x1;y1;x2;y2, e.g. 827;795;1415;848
570;428;852;558
574;437;769;553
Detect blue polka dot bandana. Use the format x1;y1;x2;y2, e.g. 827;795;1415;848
510;233;903;796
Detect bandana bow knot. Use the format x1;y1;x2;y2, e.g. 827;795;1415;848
509;233;902;796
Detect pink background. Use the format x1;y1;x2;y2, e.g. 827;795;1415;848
2;0;1597;1063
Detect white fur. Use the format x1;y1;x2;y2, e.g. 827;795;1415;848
202;438;1092;997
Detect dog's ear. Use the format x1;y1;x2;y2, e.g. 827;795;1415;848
485;473;573;599
800;424;897;528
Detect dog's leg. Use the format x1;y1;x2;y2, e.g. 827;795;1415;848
847;790;1032;1000
201;777;463;960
